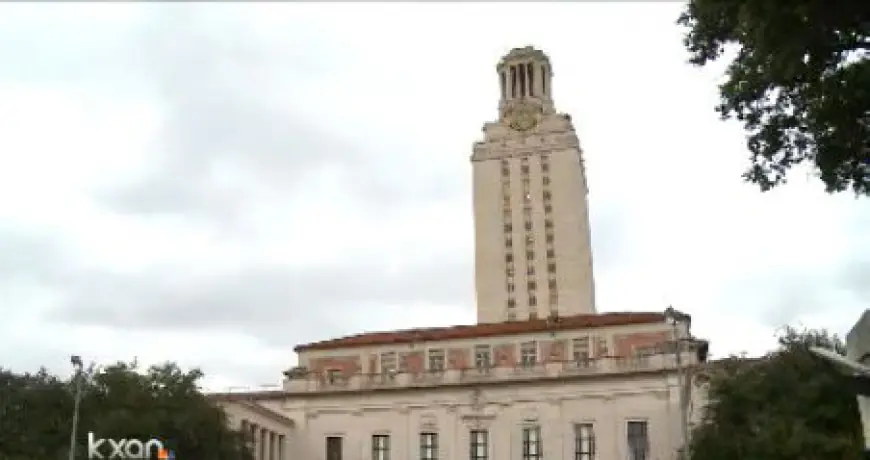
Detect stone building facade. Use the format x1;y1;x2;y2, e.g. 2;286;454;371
210;47;709;460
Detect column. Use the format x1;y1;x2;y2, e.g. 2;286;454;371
270;432;278;460
250;423;260;459
261;427;268;460
277;434;285;460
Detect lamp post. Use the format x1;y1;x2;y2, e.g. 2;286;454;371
69;355;84;460
665;307;690;460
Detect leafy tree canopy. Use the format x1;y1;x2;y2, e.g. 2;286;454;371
0;361;253;460
689;327;865;460
678;0;870;195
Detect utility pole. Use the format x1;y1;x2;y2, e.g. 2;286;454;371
69;355;84;460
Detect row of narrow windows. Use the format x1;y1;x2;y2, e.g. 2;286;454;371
500;63;548;100
324;422;650;460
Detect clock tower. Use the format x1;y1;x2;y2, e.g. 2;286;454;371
471;46;597;324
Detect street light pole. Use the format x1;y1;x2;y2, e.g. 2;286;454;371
69;355;84;460
665;307;690;460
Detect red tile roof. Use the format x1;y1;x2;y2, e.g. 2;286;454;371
294;312;669;352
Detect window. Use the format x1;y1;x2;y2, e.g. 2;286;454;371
373;435;390;460
544;219;553;229
544;204;552;214
474;345;491;369
546;249;555;258
420;433;438;460
574;424;595;460
399;354;409;372
503;209;511;220
526;250;534;260
506;253;514;263
529;295;537;307
521;164;530;174
547;263;557;273
327;436;343;460
520;342;537;367
541;162;549;173
597;337;609;357
507;267;515;277
522;426;543;460
527;280;537;290
380;352;396;373
508;312;517;321
470;430;488;460
542;176;550;185
505;238;513;248
507;298;516;308
504;223;512;232
546;233;554;243
626;421;649;460
507;283;515;293
548;279;557;289
526;265;535;276
549;293;558;306
326;369;342;384
428;349;445;371
524;221;532;231
573;337;590;365
543;190;551;201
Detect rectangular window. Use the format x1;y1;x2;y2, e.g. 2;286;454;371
542;176;550;185
507;298;516;308
575;424;595;460
373;435;390;460
504;223;512;232
526;265;535;276
521;164;530;174
526;250;534;260
428;349;445;371
543;190;551;200
529;295;537;307
546;233;554;243
541;162;549;173
573;337;590;365
544;204;552;214
506;238;513;248
380;352;396;373
420;433;438;460
474;345;491;369
326;369;342;384
507;283;515;293
327;436;343;460
522;426;543;460
546;249;555;258
506;253;514;263
547;263;557;273
399;353;409;372
597;337;609;357
470;430;488;460
627;421;649;460
520;341;537;367
527;280;536;290
544;219;553;229
524;221;532;231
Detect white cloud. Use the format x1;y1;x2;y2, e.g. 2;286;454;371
0;3;866;390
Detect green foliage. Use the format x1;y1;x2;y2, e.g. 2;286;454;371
0;361;254;460
688;327;865;460
677;0;870;195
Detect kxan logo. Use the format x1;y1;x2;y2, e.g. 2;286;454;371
87;432;175;459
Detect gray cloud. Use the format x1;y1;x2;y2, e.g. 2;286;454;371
44;256;473;347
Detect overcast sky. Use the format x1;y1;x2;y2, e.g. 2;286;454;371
1;3;867;391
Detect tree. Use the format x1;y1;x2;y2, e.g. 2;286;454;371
677;0;870;195
688;327;865;460
0;361;254;460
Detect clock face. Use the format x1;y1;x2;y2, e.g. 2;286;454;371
508;105;538;131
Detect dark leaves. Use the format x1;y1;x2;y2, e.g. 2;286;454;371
678;0;870;195
689;327;864;460
0;361;253;460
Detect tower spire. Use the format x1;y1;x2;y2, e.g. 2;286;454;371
497;46;555;118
